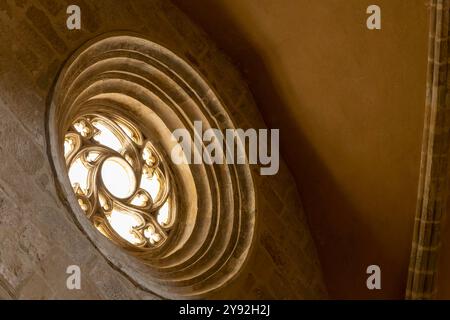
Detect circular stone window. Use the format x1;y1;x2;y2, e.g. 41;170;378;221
64;113;175;249
47;33;256;299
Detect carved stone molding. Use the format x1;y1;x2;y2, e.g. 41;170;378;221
47;33;256;299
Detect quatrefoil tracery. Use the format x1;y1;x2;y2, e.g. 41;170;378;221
64;113;174;250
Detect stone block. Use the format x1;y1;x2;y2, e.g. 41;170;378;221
38;246;102;299
18;222;51;264
0;104;44;175
0;230;36;290
89;260;138;300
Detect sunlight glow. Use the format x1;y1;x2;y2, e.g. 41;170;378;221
130;193;149;207
157;200;170;226
142;147;157;166
140;171;161;201
73;120;90;137
98;193;110;211
64;137;75;157
117;121;136;143
68;158;89;194
107;208;143;245
92;121;122;152
64;113;175;250
86;151;100;163
144;224;161;244
101;157;136;199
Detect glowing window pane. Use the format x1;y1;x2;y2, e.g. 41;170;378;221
157;200;170;226
142;147;157;166
101;157;136;199
107;208;143;245
140;171;160;201
86;151;100;163
64;137;74;157
117;122;135;141
92;122;122;152
144;225;161;244
98;193;110;211
62;112;175;251
130;193;149;207
68;158;89;194
74;120;91;137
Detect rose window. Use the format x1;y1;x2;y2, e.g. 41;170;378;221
63;112;174;250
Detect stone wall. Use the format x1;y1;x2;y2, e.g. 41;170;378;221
0;0;326;299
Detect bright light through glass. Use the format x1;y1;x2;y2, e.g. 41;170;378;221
92;122;122;152
64;113;175;250
64;137;74;157
101;157;136;199
107;208;143;245
117;122;135;142
144;224;161;244
68;158;89;194
140;172;160;201
74;120;90;137
130;193;149;207
157;200;170;226
86;151;100;163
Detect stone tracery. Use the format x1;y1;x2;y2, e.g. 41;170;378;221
64;112;174;251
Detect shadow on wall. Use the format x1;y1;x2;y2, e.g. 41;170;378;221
172;0;412;299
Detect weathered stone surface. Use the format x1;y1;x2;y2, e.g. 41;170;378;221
0;284;13;300
18;222;51;264
18;272;54;299
26;5;67;54
0;101;44;175
0;230;36;290
0;187;22;229
89;261;139;300
37;247;102;299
